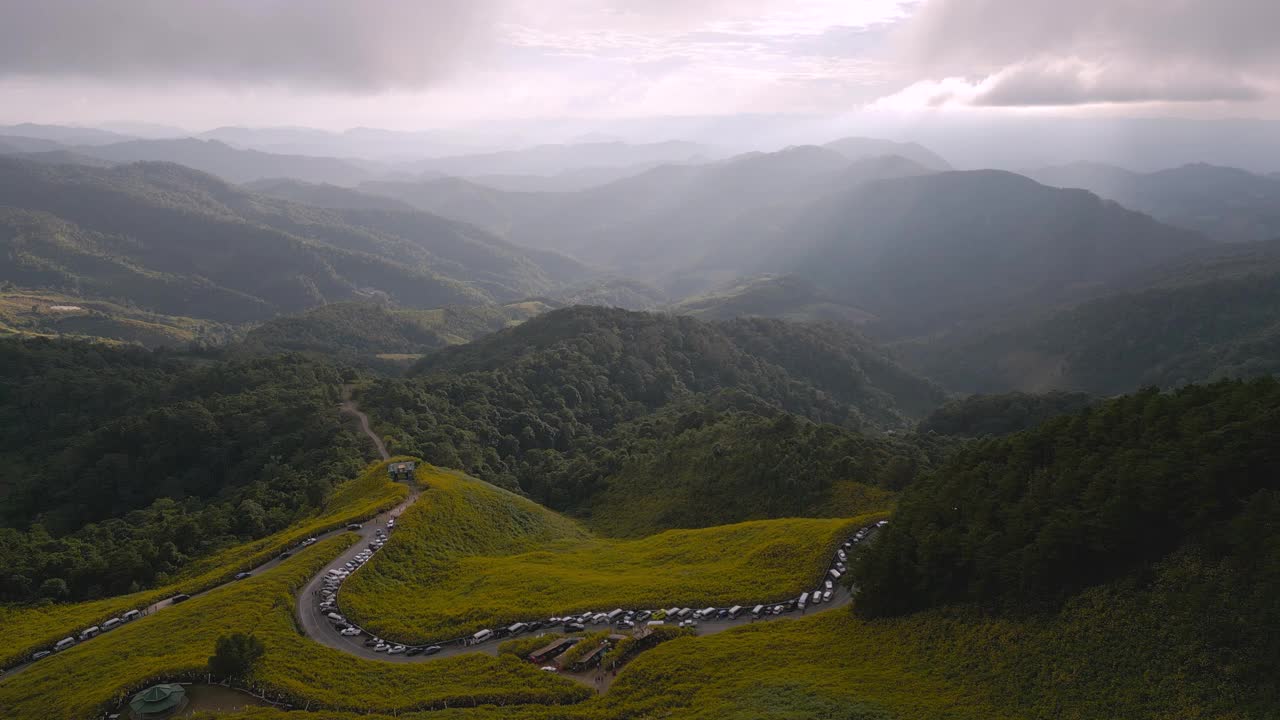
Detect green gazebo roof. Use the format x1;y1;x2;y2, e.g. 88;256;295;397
129;683;186;716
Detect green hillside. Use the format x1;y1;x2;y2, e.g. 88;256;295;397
0;289;237;348
362;307;946;507
0;157;580;324
564;395;930;535
670;274;874;326
236;300;555;364
0;337;369;603
782;170;1207;338
340;465;868;643
242;177;418;211
1;459;406;670
906;241;1280;394
1027;162;1280;243
917;391;1096;437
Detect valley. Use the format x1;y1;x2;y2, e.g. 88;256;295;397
2;55;1279;719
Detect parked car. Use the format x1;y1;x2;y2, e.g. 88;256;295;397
122;610;142;622
406;646;425;656
364;637;382;647
823;590;833;602
341;627;361;636
388;645;406;655
31;650;51;661
541;666;558;672
170;594;191;604
564;622;586;632
234;572;252;580
374;643;389;652
423;645;443;656
347;523;362;530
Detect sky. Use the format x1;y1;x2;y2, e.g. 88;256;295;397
0;0;1277;132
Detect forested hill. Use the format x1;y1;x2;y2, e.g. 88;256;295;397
781;170;1208;337
906;239;1280;394
0;157;581;324
854;379;1280;660
917;391;1096;437
235;300;555;363
413;306;945;426
362;307;946;507
0;337;368;602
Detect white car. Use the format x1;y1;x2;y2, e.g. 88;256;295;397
388;644;406;655
825;580;833;590
340;627;361;636
374;642;389;652
823;590;833;602
541;666;558;672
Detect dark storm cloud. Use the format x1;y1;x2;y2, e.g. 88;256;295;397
0;0;497;91
895;0;1280;107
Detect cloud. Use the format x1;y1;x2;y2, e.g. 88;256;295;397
0;0;498;91
883;0;1280;108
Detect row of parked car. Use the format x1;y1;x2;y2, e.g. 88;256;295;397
23;525;351;668
309;520;888;659
27;607;146;662
316;525;390;645
456;521;889;647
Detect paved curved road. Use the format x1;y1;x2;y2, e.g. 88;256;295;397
5;388;867;687
0;394;399;683
294;514;861;667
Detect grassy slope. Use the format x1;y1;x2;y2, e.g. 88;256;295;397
341;466;870;643
192;553;1243;720
0;535;587;720
0;460;407;669
0;290;235;347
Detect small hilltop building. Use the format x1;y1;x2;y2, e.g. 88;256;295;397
387;461;416;482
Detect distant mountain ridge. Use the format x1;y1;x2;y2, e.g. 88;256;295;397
904;238;1280;395
0;157;582;323
823;136;952;170
1026;162;1280;243
70;138;377;185
780;169;1208;337
670;274;875;326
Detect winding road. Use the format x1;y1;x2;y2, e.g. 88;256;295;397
4;390;867;687
341;385;389;461
0;392;400;682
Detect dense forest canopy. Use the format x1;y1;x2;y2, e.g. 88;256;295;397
855;379;1280;616
917;391;1096;437
361;306;947;515
0;338;369;602
907;241;1280;395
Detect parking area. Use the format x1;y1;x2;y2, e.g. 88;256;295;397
301;518;888;671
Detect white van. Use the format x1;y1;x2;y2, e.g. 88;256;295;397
102;618;122;631
751;604;764;618
472;629;493;643
122;609;142;622
54;637;76;652
507;622;527;634
606;609;624;622
699;607;716;618
829;569;842;580
728;605;743;619
798;593;808;608
79;626;100;640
